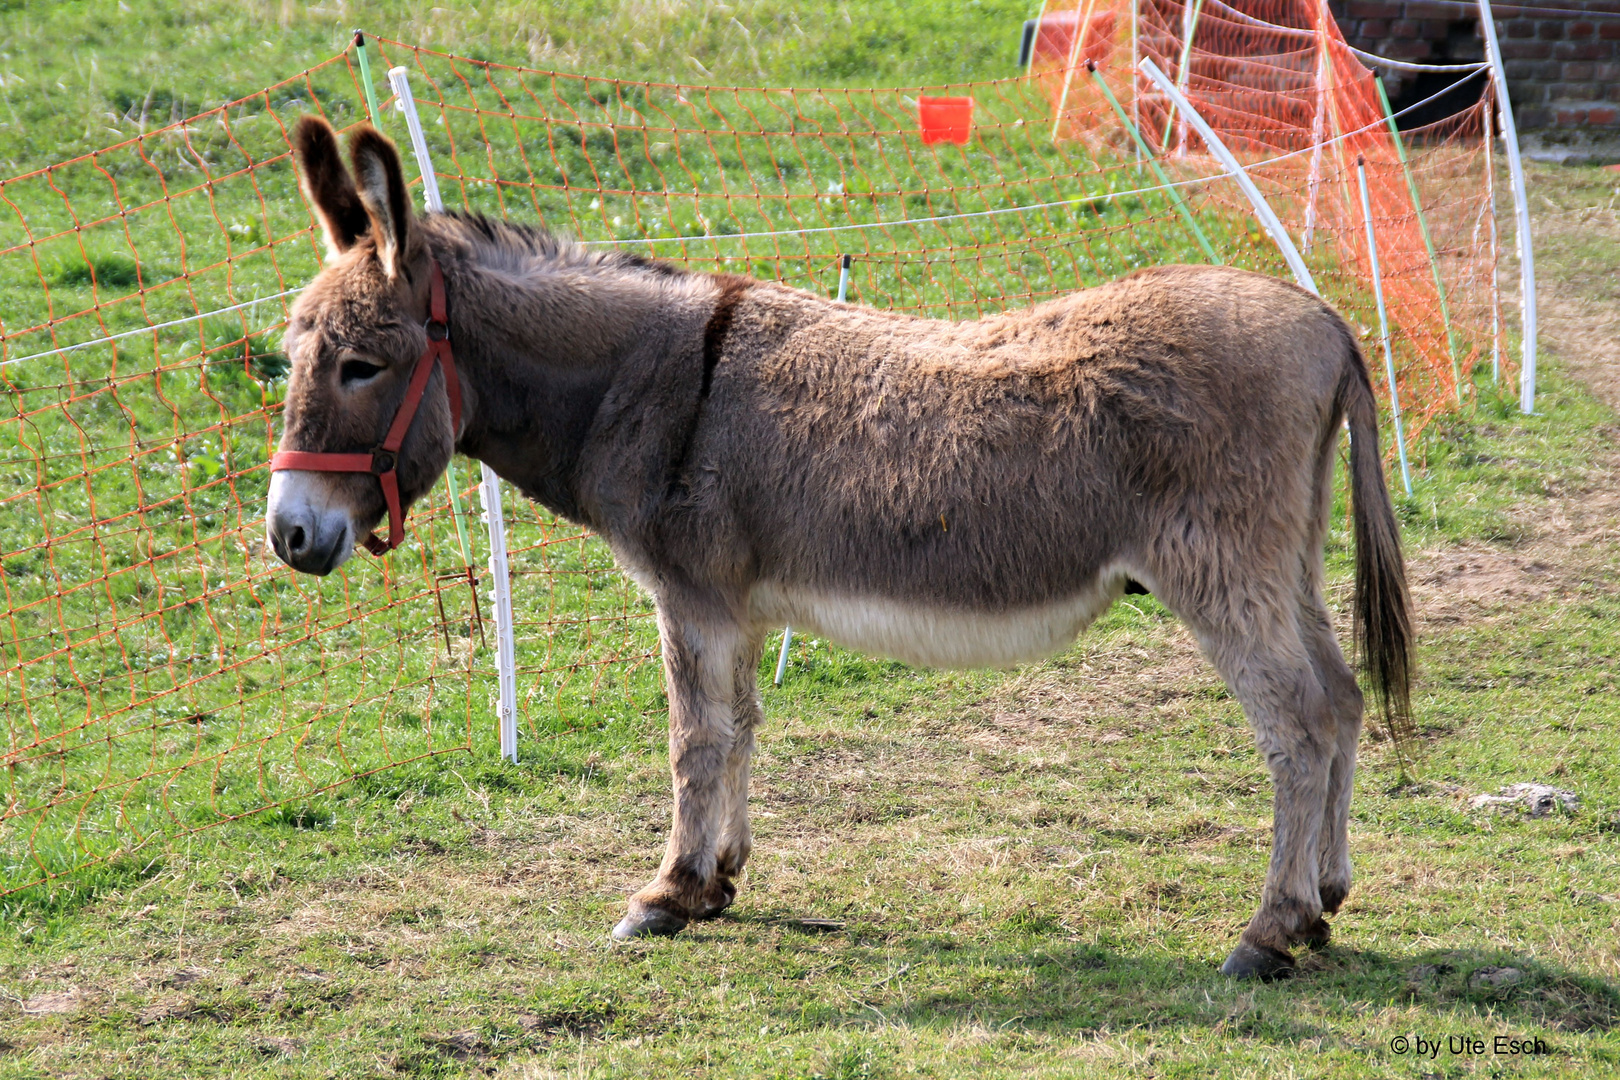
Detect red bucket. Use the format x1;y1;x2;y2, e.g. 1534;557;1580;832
919;95;973;146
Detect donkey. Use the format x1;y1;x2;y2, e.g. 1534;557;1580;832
267;117;1410;979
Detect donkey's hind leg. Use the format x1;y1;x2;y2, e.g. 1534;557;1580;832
1191;607;1339;979
613;602;755;940
1299;594;1365;925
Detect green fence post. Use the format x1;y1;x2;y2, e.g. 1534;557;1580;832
1375;75;1463;403
1089;62;1219;263
353;30;384;127
774;254;853;688
1161;0;1207;152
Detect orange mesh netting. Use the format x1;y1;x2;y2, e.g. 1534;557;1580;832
1032;0;1504;428
0;23;1500;893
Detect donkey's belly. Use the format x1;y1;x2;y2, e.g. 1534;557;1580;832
749;578;1125;669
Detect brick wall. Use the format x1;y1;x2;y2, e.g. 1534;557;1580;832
1327;0;1620;153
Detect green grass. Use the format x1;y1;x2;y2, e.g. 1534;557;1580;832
1;2;1616;1077
0;0;1045;176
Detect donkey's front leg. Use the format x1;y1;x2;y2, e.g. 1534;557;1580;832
699;635;766;921
613;601;752;940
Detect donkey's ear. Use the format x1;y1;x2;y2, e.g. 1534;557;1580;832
294;116;369;257
348;125;415;278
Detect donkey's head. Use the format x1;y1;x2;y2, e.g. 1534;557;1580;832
267;117;460;575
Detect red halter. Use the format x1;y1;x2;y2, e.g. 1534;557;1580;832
270;261;462;556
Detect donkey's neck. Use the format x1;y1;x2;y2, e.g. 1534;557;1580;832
437;232;711;524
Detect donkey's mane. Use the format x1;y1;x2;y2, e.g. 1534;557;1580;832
430;211;689;283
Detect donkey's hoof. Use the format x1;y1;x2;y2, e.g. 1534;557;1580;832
611;904;688;941
1221;942;1295;980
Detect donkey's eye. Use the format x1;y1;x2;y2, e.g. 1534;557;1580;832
340;359;384;385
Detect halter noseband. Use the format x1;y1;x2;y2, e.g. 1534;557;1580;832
270;260;462;557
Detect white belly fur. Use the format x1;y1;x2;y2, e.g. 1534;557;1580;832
749;574;1128;669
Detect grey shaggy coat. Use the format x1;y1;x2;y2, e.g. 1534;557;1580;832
267;118;1411;979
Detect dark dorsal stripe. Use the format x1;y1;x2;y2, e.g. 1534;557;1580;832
700;274;752;400
667;275;753;495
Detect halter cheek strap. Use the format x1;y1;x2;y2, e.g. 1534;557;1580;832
270;260;461;557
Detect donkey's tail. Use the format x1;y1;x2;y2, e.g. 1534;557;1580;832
1335;326;1414;749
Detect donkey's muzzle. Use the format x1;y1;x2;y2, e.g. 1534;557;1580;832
267;501;347;576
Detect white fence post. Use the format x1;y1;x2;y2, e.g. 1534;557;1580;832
385;67;445;212
1138;58;1319;296
1484;99;1502;385
1049;0;1100;142
389;66;521;764
480;464;520;763
1478;0;1536;413
1129;0;1142;171
1302;20;1329;252
774;254;851;688
772;626;794;687
1357;156;1414;496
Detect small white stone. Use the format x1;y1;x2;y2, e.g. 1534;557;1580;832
1469;783;1577;817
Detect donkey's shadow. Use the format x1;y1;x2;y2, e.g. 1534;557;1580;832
759;932;1620;1039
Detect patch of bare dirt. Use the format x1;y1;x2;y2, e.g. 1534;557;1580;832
1407;462;1619;623
1538;282;1620;412
424;1029;487;1061
1410;546;1562;626
130;965;210;991
18;990;85;1016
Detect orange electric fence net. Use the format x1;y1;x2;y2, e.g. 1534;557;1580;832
1031;0;1504;417
0;18;1503;894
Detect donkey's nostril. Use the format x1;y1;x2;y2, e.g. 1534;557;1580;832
287;525;308;553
